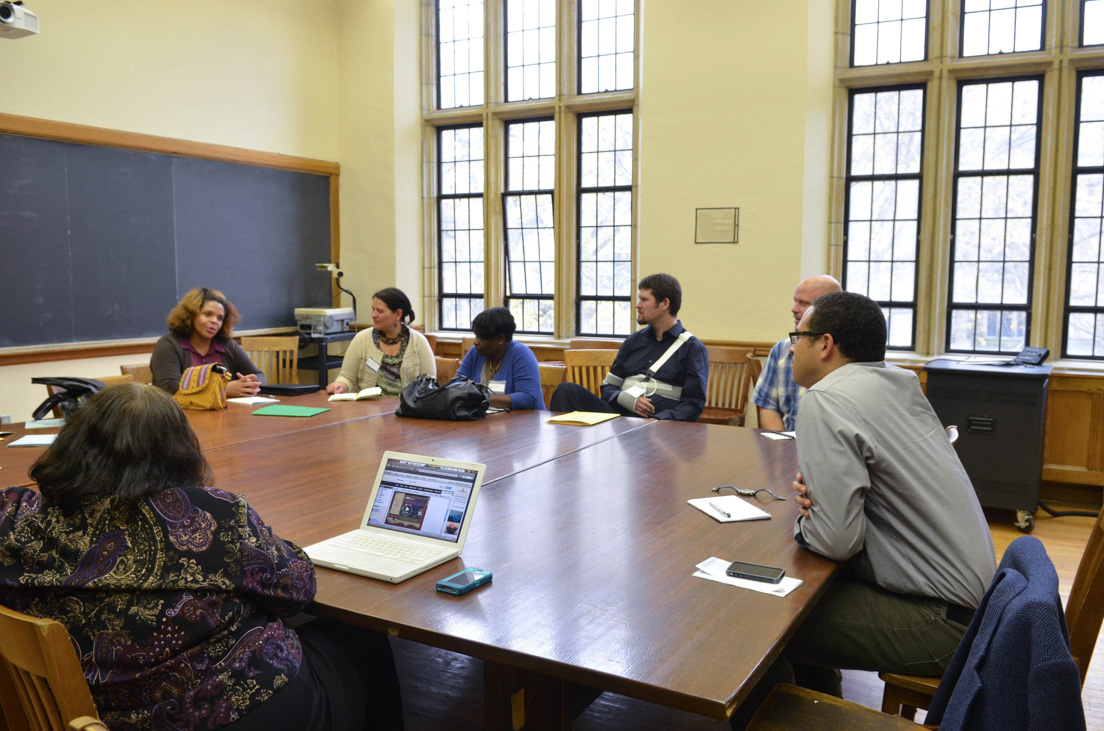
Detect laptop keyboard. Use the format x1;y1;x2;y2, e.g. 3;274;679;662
330;532;442;562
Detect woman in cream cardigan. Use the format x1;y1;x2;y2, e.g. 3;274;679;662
325;287;436;396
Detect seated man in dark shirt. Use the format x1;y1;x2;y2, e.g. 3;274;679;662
550;273;709;421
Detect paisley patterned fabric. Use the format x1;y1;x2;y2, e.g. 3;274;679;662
0;485;316;731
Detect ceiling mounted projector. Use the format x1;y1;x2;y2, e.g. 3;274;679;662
0;2;39;40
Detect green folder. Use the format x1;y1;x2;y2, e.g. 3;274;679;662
251;405;330;418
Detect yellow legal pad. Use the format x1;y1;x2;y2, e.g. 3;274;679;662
547;411;619;426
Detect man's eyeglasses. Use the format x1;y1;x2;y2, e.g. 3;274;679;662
788;331;824;346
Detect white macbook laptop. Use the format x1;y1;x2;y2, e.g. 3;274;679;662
303;452;486;583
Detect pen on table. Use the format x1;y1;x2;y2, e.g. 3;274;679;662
769;430;795;439
709;501;731;519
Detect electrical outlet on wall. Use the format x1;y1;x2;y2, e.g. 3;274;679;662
0;414;10;425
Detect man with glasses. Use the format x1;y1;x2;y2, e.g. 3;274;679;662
742;291;995;713
751;275;841;431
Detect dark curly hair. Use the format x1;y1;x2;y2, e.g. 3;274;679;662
30;383;213;512
806;291;888;363
638;273;683;316
166;287;241;340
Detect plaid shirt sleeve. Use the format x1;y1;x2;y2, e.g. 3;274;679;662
751;338;803;431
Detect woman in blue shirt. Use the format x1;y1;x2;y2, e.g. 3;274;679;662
456;307;544;410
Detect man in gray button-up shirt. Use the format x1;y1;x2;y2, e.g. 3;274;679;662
772;292;996;703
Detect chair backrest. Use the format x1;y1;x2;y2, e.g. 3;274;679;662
423;333;438;354
0;604;101;731
1065;506;1104;686
44;375;136;419
567;338;622;351
539;363;566;409
704;345;757;412
435;356;460;383
563;349;617;398
460;337;476;358
119;363;153;385
240;336;299;385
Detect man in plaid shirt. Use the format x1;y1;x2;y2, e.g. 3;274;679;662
751;274;841;431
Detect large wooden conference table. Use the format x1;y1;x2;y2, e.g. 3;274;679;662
1;391;838;726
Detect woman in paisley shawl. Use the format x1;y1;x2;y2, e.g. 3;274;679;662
0;383;402;730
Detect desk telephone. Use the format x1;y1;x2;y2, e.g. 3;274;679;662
1010;347;1049;366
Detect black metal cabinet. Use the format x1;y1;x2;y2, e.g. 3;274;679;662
922;359;1052;531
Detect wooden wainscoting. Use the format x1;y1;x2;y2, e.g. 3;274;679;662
1044;373;1104;488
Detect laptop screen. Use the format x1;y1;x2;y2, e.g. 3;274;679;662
365;456;480;543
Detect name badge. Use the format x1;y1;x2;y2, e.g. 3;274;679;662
489;381;507;394
623;384;645;399
365;358;381;372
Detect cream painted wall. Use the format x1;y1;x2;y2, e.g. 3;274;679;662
334;1;424;328
638;0;832;342
0;0;341;158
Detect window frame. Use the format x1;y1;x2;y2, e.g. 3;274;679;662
946;74;1044;354
424;0;640;338
832;0;1104;362
842;83;928;351
1064;67;1104;358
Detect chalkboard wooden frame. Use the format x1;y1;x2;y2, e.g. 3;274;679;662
0;113;341;362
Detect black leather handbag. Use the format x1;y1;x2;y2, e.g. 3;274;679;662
395;375;491;421
31;377;107;420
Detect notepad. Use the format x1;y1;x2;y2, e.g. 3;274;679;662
251;405;329;418
687;495;770;522
328;387;382;402
25;418;64;429
547;411;619;426
7;435;56;448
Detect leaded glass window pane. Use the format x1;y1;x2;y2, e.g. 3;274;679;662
852;0;928;66
579;0;634;94
439;125;486;329
438;0;485;109
504;119;555;334
505;0;556;102
845;86;924;349
961;0;1044;58
948;78;1040;353
1086;0;1104;45
578;111;633;336
1066;72;1104;357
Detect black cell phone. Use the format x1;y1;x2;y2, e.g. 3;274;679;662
725;561;785;584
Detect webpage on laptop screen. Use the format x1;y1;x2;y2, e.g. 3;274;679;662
367;459;478;543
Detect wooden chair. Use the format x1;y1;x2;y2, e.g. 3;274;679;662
460;336;476;358
43;375;135;419
563;349;617;398
241;336;299;384
435;356;460;383
699;346;758;426
567;338;622;350
539;363;566;410
118;363;153;384
0;604;102;731
423;333;438;354
879;502;1104;719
